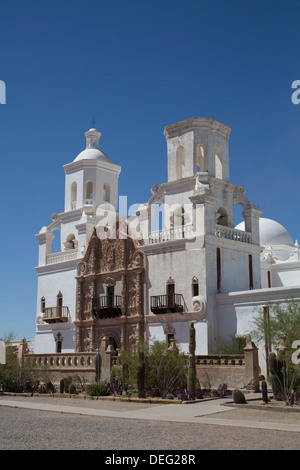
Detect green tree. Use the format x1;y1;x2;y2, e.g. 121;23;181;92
212;335;249;354
111;340;148;390
251;300;300;352
251;300;300;396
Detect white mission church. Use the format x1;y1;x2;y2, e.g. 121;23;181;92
31;117;300;375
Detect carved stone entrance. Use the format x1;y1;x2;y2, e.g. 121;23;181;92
74;228;146;366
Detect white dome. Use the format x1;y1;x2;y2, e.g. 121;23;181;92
235;217;294;247
74;147;113;163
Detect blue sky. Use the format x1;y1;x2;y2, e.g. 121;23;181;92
1;0;300;340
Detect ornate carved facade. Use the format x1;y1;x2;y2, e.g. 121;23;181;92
75;227;145;353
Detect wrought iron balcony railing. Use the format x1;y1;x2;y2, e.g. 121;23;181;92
150;294;184;314
43;306;69;323
92;295;123;320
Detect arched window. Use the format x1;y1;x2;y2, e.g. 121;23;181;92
166;277;175;307
50;229;61;254
217;248;221;292
196;145;205;173
249;254;253;290
176;146;185;179
234;203;244;227
103;183;110;203
151;203;165;232
71;182;77;210
215;147;222;179
41;296;46;313
86;181;93;204
57;291;63;309
172;205;184;228
55;332;63;353
106;285;114;307
192;277;199;297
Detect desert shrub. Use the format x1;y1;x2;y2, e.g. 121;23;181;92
37;380;56;394
0;343;46;393
114;340;187;399
45;380;56;393
71;374;88;392
146;340;187;398
63;376;73;393
111;343;147;389
86;382;111;396
68;383;77;394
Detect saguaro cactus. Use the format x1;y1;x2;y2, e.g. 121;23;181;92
188;322;196;397
122;363;129;394
261;380;268;404
59;378;65;394
95;352;101;383
268;351;285;400
137;350;145;398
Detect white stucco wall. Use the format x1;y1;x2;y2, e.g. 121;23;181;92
33;261;79;354
147;320;208;355
215;286;300;376
32;323;75;354
36;262;79;322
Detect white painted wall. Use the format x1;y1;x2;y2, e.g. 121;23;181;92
147;320;208;355
36;263;78;321
32;323;75;354
215;286;300;376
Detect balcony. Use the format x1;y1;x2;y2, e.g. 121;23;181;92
215;224;252;243
150;294;184;314
148;224;194;245
43;306;69;323
92;295;123;320
46;249;78;265
145;223;252;246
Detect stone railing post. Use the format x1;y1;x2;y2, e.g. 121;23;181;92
17;340;28;364
244;341;259;392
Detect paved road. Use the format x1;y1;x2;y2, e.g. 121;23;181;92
1;395;300;450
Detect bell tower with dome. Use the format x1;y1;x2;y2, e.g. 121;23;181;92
33;125;122;355
63;126;121;213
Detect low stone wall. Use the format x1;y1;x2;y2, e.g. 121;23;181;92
25;352;98;382
24;342;259;391
195;342;259;391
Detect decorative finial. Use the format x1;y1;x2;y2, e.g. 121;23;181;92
92;118;95;128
